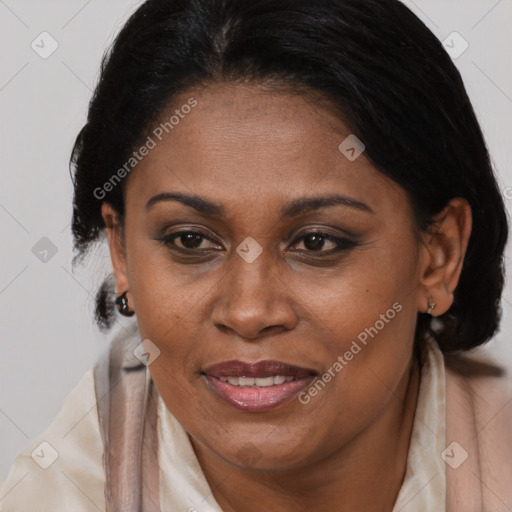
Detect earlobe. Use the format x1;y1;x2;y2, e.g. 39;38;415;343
418;197;472;316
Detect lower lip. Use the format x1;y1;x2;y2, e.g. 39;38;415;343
204;375;315;412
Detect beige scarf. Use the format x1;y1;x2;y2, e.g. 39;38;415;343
94;325;512;511
94;323;160;511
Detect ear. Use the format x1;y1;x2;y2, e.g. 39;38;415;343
101;203;130;297
417;197;472;316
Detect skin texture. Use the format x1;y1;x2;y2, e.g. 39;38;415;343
102;82;472;511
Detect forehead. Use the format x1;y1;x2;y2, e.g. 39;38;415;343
126;82;408;218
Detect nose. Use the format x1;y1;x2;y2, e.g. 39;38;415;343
211;248;298;340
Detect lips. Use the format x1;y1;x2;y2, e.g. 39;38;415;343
201;360;317;412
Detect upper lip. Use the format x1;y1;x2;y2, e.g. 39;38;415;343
202;360;317;379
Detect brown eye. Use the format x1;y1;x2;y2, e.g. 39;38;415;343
299;233;336;251
176;232;206;250
158;230;221;252
290;232;358;254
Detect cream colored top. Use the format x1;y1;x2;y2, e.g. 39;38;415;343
0;338;446;511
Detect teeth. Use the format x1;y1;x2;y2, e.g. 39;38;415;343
255;377;275;387
219;376;296;387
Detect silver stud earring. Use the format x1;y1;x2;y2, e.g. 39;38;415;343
427;297;436;315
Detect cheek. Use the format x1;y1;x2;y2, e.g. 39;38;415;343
291;235;419;418
123;234;205;395
289;232;419;346
125;228;201;327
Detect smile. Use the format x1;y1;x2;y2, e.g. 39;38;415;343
201;359;317;412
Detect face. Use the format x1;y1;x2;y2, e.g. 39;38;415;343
108;82;427;470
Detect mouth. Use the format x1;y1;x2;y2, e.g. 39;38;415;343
201;360;317;412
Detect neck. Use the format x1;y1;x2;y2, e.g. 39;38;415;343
192;356;421;512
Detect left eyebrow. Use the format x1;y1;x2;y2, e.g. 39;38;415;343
280;194;374;218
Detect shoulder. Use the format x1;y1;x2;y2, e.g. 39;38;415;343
443;344;512;414
0;368;106;512
443;344;512;510
443;343;512;435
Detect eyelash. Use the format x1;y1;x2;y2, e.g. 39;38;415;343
156;229;359;256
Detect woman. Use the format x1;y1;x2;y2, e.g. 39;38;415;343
1;0;510;510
